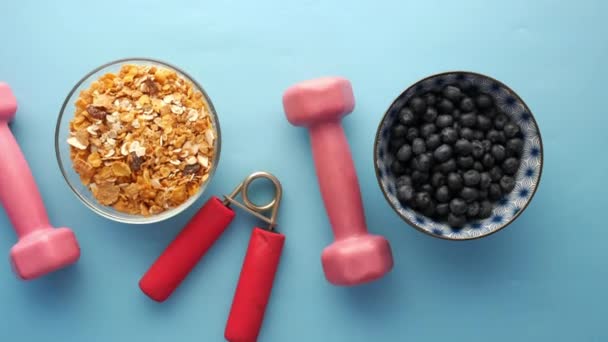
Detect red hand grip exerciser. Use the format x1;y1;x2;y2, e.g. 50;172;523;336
139;171;285;342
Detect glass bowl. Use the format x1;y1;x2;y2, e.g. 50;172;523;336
55;58;221;224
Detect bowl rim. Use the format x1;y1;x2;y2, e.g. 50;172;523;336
373;70;544;241
55;57;222;224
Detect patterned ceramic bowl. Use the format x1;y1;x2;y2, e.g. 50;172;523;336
374;72;543;240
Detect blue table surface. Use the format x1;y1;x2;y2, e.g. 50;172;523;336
1;1;607;341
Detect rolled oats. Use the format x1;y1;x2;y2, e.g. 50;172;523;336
68;64;216;216
67;137;88;150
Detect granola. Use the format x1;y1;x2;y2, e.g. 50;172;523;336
68;64;216;216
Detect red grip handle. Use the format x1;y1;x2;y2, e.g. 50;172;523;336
139;196;235;302
224;228;285;342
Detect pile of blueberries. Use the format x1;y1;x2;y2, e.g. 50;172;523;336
388;83;524;228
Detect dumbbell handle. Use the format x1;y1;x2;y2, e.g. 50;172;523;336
0;122;51;238
308;121;367;239
139;196;236;302
225;228;285;342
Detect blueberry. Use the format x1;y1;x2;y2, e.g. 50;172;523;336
458;79;475;94
452;109;462;119
391;124;407;138
500;176;516;193
483;107;497;118
460;127;474;140
441;127;458;144
506;138;524;156
396;144;413;162
390;137;406;151
415;192;432;209
504;122;521;138
396;175;413;188
449;198;467;215
406;127;419;142
457;156;474;169
436;114;454;128
414;153;433;172
473;130;485;140
460;112;477;127
420;123;437;138
480;172;492;189
411;170;429;185
494;114;509;130
409;97;426;114
478;189;488;200
431;163;442;173
436;203;450;217
477;115;493;131
391;160;407;175
426;134;442;150
440;159;457;174
463;170;481;186
481;139;492;152
421;184;434;194
431;172;446;187
433;144;453;163
422;202;436;217
491;144;506;161
447;173;464;192
431;164;442;175
466;201;480;217
489;183;502;200
482;153;495;168
397;185;415;203
461;187;478;202
409;157;420;172
443;85;462;102
453;121;461;131
476;94;493;109
487;130;506;144
438;99;454;114
423;107;438;123
455;139;473;156
489;166;503;181
471;140;484;159
460;97;475;112
435;185;451;203
399;108;417;126
473;162;484;172
448;213;467;228
502;157;520;175
424;92;438;106
478;200;493;219
412;138;426;155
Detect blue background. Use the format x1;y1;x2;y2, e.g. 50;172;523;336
0;0;607;341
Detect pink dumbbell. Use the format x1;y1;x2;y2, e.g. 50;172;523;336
0;83;80;280
283;77;393;286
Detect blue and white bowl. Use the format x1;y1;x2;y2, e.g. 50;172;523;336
374;72;543;240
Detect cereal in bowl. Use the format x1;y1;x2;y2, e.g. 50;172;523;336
67;64;216;216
